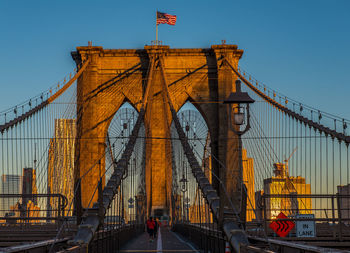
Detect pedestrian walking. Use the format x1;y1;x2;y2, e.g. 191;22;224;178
153;217;159;239
146;217;155;242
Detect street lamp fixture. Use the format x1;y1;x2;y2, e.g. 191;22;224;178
180;177;188;192
180;173;188;222
224;80;255;135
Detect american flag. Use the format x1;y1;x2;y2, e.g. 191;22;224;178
156;11;177;25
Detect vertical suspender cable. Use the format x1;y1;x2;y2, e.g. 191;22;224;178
326;136;329;211
314;128;317;200
297;119;300;183
333;138;335;194
347;145;349;220
309;126;311;195
320;132;323;215
339;141;342;190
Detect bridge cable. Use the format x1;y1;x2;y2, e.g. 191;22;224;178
0;59;90;133
158;55;249;253
225;59;350;144
68;54;156;247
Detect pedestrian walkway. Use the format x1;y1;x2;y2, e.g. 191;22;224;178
119;227;201;253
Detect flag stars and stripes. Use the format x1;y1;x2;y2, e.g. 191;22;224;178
157;11;177;25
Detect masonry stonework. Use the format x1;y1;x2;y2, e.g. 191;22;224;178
72;44;244;216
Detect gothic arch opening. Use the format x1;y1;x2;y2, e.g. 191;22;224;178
171;101;211;222
104;102;145;223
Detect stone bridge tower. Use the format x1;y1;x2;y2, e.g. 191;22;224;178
72;44;244;216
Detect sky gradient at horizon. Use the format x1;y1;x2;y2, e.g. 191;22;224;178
0;0;349;119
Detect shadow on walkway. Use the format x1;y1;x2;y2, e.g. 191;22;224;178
119;226;201;253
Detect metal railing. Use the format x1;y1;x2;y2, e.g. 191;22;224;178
173;223;227;253
61;224;144;253
252;194;350;240
0;194;67;225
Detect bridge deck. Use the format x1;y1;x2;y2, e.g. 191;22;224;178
120;227;201;253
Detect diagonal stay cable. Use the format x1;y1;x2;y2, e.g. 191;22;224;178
68;55;156;247
224;59;350;144
158;55;249;253
68;107;146;246
0;59;90;133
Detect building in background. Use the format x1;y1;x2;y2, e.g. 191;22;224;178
21;168;40;221
0;175;21;216
48;119;76;216
263;163;312;219
22;168;38;207
242;149;255;222
254;190;264;222
337;184;350;225
0;169;41;221
188;190;213;224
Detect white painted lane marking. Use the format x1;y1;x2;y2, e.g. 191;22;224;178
156;228;162;253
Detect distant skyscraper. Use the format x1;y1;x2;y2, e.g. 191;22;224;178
242;149;256;222
263;163;312;219
0;175;21;216
22;168;38;207
48;119;76;216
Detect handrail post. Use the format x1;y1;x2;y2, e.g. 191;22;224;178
240;184;247;230
98;177;104;227
58;195;61;219
332;195;336;239
74;181;82;225
58;195;62;228
263;194;267;236
336;193;343;241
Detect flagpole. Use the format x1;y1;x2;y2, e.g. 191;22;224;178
156;24;158;45
156;11;158;45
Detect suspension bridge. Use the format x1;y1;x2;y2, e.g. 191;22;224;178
0;43;350;253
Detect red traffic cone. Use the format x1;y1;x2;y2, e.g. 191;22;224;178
225;242;231;253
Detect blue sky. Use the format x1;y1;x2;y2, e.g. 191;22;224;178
0;0;349;119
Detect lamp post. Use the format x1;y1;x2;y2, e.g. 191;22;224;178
180;161;188;223
223;79;255;226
